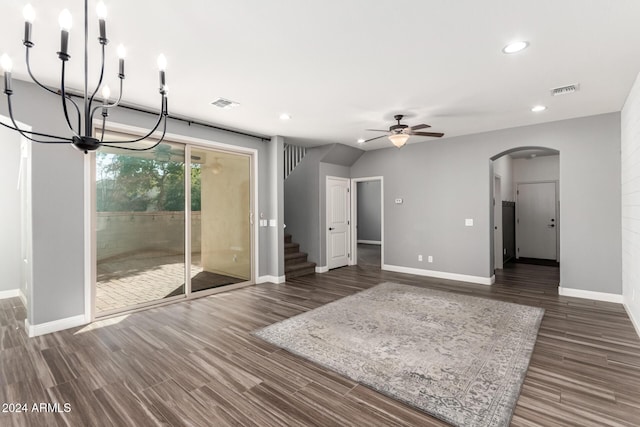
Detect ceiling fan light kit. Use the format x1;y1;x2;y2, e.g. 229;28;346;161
363;114;444;148
0;0;169;153
388;133;410;148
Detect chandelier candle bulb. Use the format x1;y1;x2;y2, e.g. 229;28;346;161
23;4;35;46
58;9;72;60
1;54;13;95
157;54;167;91
96;1;107;43
117;44;125;78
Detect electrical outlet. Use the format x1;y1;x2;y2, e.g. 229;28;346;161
428;255;433;263
418;255;423;262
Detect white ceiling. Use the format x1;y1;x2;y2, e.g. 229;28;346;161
2;0;640;150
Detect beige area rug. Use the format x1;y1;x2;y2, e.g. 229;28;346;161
253;282;544;427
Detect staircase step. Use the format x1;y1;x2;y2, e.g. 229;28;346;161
284;242;300;254
284;234;292;243
285;261;316;278
285;252;308;266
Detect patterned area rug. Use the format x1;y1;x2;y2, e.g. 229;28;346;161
253;282;544;427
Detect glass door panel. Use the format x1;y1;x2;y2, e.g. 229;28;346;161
190;148;252;292
95;140;186;314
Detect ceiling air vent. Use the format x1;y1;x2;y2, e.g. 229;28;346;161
550;84;580;97
211;97;240;109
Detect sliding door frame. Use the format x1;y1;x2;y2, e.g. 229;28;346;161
87;121;259;321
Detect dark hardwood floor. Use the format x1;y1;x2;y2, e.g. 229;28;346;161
1;263;639;426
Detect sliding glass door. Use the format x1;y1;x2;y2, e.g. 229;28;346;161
190;148;252;293
94;132;254;316
95;141;187;314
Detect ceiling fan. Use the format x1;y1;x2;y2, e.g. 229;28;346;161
364;114;444;148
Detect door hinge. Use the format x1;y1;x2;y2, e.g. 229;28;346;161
517;190;519;195
517;218;519;224
347;188;350;193
348;253;351;258
517;248;520;252
347;220;350;225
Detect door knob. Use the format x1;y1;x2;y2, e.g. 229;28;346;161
329;227;335;231
548;224;555;228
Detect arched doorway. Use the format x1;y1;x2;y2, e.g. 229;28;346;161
490;147;560;278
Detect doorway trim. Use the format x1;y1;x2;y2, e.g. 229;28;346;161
86;121;259;321
350;176;384;267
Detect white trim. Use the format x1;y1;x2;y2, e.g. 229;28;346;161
18;289;27;307
382;264;494;285
624;304;640;339
558;286;623;303
315;265;329;273
25;314;88;337
257;275;286;284
0;289;20;300
85;151;95;323
357;240;381;245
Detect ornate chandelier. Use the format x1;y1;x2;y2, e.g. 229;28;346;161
0;0;169;153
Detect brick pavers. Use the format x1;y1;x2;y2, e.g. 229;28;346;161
96;251;203;313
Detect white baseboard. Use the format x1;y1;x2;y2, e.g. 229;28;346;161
0;289;20;300
382;264;494;285
558;286;623;304
357;240;381;245
257;275;286;284
624;303;640;339
25;314;88;338
18;289;27;307
315;266;329;273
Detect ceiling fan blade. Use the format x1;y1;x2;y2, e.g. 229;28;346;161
364;135;389;143
410;124;431;131
413;131;445;138
365;129;391;133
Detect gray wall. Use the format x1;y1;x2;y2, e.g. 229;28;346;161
1;79;277;325
351;112;622;294
357;181;381;242
284;144;363;267
0;124;22;293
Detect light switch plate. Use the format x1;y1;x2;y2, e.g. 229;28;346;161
269;219;276;227
465;218;474;226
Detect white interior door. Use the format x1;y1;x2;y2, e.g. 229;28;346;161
327;177;350;269
517;182;557;260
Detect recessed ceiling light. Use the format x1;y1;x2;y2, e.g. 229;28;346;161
531;105;546;112
502;41;529;54
279;113;291;120
357;138;365;144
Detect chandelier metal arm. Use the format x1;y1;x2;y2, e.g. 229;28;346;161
90;78;124;124
5;97;72;143
103;95;166;144
26;48;82;132
60;61;81;138
87;44;106;116
101;114;168;151
0;119;72;142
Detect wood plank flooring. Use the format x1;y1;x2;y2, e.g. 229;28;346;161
1;263;639;426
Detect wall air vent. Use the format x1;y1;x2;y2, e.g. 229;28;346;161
211;98;240;109
550;84;580;96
